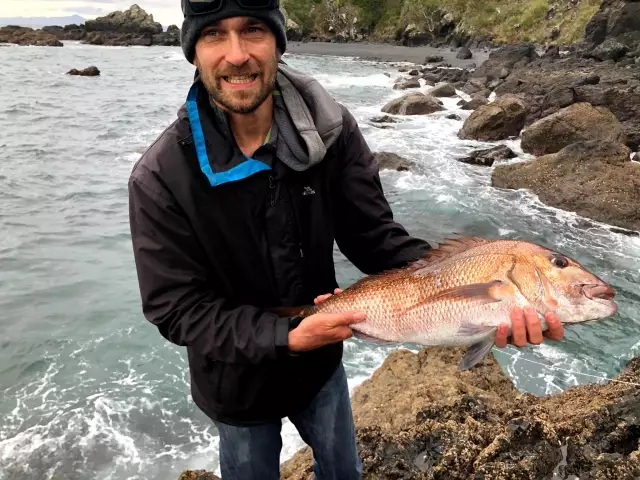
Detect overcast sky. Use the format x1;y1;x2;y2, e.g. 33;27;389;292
0;1;184;27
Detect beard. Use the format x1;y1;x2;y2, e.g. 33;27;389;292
200;56;278;115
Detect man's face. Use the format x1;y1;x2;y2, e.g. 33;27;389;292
194;16;279;114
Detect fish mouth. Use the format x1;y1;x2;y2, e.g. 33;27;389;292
581;284;616;301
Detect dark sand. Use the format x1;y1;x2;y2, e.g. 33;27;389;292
286;41;490;67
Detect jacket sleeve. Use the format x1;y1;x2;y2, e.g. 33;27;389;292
333;108;432;275
128;169;291;364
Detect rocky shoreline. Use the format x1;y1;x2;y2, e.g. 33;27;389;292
0;5;180;47
180;348;640;480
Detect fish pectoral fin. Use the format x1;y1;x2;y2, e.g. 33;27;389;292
434;280;507;303
458;334;496;371
352;331;397;345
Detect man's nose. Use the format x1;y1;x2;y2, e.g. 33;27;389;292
224;34;250;67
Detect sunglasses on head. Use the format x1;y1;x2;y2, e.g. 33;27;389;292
183;0;280;16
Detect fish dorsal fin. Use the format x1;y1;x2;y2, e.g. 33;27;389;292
419;236;492;265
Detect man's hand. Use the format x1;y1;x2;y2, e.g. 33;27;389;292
289;288;363;353
495;306;564;348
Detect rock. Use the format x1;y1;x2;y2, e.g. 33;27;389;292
393;77;420;90
178;471;221;480
458;95;528;141
458;145;517;166
460;95;489;110
85;4;162;34
424;55;443;64
369;115;400;124
543;45;561;59
456;47;473;59
446;113;461;120
373;152;415;172
472;43;538;81
408;69;420;76
153;24;180;46
493;140;640;231
398;66;409;72
280;347;640;479
429;82;457;97
632;151;639;162
381;93;445;115
66;66;100;76
543;85;576;110
584;0;640;52
592;38;629;61
521;103;626;156
281;6;303;41
0;26;63;47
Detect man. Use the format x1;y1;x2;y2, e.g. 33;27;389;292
127;0;565;478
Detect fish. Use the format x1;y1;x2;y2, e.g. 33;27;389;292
272;236;618;370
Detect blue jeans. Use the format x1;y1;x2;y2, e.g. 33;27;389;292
214;363;362;480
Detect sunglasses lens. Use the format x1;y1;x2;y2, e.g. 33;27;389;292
189;0;221;13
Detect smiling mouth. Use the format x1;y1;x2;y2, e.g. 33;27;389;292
222;74;259;84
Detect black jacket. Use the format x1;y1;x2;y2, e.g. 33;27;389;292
128;75;431;426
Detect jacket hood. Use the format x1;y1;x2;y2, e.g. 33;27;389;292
179;62;343;187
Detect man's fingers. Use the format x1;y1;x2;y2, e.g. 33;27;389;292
494;323;510;348
543;312;564;340
314;293;332;304
510;307;528;347
524;306;543;345
334;288;343;294
327;311;366;327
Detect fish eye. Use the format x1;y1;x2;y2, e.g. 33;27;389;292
550;255;569;268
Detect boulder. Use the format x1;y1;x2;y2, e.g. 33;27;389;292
458;145;517;166
458;95;528;141
424;55;443;63
67;66;100;76
456;47;473;59
381;93;444;115
393;77;420;90
460;95;489;110
373;152;415;172
369;115;400;124
84;4;162;34
472;43;538;82
446;113;462;120
521;103;626;156
592;38;629;61
493;140;640;231
429;82;457;97
280;347;640;479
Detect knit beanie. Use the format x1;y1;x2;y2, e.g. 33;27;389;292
180;0;287;64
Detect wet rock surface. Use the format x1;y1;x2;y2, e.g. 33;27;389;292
457;145;516;167
492;140;640;232
373;152;415;171
381;92;445;115
279;348;640;480
521;102;627;156
66;66;100;77
458;95;529;141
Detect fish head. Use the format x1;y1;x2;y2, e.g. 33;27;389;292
527;246;618;323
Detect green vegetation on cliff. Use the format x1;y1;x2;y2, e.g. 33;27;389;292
283;0;601;45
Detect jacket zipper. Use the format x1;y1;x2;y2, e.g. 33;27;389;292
268;175;276;207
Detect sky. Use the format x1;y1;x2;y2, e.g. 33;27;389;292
0;1;184;27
